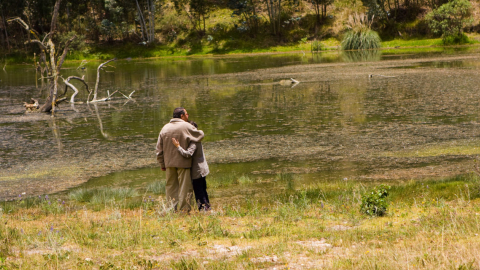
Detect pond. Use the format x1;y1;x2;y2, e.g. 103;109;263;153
1;48;480;200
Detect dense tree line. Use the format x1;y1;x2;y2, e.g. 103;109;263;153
0;0;477;52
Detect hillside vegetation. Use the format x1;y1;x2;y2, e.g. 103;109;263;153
1;0;480;61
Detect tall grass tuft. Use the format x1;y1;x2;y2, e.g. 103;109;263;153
147;181;166;194
69;187;138;204
275;173;294;182
68;188;96;202
238;175;255;185
209;173;238;188
91;187;138;204
341;13;381;50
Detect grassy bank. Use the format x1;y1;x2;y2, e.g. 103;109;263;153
4;35;480;65
1;173;480;269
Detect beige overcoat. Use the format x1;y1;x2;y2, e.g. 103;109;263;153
156;119;204;168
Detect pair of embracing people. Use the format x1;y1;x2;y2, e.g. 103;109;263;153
155;107;210;212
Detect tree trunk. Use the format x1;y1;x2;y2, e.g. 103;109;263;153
147;0;156;43
1;8;10;51
39;39;58;113
50;0;62;34
136;0;147;41
203;15;206;32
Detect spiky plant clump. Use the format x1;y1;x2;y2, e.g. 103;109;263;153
342;30;381;50
341;13;381;50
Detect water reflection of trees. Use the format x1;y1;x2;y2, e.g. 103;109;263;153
342;50;381;62
181;79;369;139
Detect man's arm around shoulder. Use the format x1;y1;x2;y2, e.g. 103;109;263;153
187;125;204;142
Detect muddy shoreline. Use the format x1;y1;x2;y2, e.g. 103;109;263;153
1;53;480;200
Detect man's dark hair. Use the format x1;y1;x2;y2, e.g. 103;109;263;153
189;121;198;128
173;107;185;118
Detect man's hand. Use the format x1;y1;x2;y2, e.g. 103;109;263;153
161;168;166;171
171;138;180;148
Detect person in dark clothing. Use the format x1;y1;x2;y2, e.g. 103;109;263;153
172;121;210;211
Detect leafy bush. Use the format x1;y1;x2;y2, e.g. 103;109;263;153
360;184;390;216
425;0;473;44
341;13;381;50
441;33;469;45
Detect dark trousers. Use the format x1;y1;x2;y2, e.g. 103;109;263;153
192;176;210;211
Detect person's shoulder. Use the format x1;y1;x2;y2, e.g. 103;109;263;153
160;120;177;133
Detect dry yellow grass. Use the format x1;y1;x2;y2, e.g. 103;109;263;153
1;176;480;269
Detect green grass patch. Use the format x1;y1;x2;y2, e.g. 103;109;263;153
147;181;166;195
69;187;138;204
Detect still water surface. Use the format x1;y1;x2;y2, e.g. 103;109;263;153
1;48;480;199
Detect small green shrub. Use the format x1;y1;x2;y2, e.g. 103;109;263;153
311;40;322;52
442;33;470;45
360;185;390;216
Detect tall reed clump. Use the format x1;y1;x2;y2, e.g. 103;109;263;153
341;13;381;50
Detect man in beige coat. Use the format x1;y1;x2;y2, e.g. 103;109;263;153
156;107;204;212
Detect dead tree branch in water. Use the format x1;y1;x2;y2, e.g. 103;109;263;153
62;60;133;104
90;58;117;102
7;0;76;114
62;76;89;103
